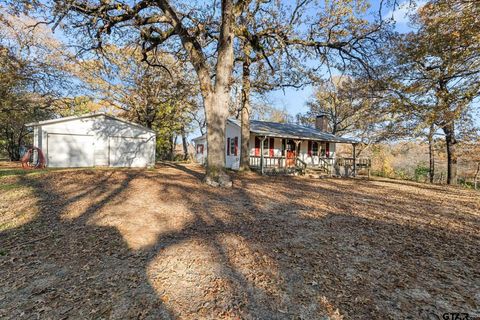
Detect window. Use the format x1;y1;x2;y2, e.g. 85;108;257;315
320;142;326;157
286;140;295;151
197;144;204;154
262;138;269;156
227;137;238;156
256;137;273;156
230;137;236;156
312;142;319;156
320;142;330;157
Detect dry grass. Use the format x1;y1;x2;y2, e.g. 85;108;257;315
0;162;479;319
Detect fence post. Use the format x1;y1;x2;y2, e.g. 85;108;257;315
352;143;357;177
260;136;266;175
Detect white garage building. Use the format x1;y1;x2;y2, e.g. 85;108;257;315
26;112;156;168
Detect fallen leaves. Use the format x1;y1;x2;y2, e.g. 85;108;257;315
0;163;479;319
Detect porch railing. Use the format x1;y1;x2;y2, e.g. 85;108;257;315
295;157;307;175
249;156;286;169
249;155;371;177
317;157;334;174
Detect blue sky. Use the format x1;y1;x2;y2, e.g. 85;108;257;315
40;0;418;120
267;0;422;119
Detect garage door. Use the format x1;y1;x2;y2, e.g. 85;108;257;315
47;133;94;167
109;137;150;167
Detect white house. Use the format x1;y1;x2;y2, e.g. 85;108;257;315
26;112;156;168
193;115;360;174
193;134;207;165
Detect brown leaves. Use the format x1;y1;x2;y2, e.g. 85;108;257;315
0;163;479;319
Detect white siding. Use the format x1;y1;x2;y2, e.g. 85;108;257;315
225;122;241;169
249;135;336;166
192;122;338;171
193;137;207;165
33;115;155;168
298;141;336;165
109;136;153;167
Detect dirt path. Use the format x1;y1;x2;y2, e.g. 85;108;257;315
1;163;479;319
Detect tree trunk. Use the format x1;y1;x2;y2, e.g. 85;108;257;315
181;127;188;161
160;0;235;186
5;125;21;161
474;162;480;190
428;124;435;184
239;44;251;171
168;135;176;161
202;0;235;187
204;93;231;186
442;122;457;185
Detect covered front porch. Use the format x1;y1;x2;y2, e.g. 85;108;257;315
248;135;370;176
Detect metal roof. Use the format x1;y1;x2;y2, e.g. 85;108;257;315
228;118;358;144
25;112;155;133
192;134;206;142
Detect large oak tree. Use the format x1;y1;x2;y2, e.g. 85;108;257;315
389;0;480;184
24;0;250;186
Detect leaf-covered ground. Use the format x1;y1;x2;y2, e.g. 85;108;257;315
0;162;479;319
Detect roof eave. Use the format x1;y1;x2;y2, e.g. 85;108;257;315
24;112;155;133
251;130;358;144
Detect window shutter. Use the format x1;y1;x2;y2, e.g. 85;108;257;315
308;141;312;156
227;138;230;156
269;137;274;157
234;137;238;156
255;137;260;156
326;142;330;158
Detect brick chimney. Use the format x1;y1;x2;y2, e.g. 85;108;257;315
315;114;329;132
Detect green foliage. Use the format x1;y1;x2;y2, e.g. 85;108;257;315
0;13;74;160
0;168;48;178
57;96;103;117
393;169;410;180
414;165;430;182
79;46;201;161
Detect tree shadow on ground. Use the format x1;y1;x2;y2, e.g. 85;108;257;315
0;164;479;319
160;161;205;181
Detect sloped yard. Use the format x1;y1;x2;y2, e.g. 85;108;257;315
0;163;479;319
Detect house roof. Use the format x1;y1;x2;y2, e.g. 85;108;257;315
228;118;358;144
25;112;155;133
192;134;206;142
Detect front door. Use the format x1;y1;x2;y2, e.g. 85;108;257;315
286;139;296;166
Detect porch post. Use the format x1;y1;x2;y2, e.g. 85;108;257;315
260;136;266;175
352;143;357;177
294;140;301;162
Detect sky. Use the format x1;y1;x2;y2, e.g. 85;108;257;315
37;0;418;121
266;0;423;119
22;0;472;134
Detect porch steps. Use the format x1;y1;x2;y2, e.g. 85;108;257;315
305;166;331;178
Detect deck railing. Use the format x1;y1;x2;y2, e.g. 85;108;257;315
335;157;371;168
333;157;371;177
